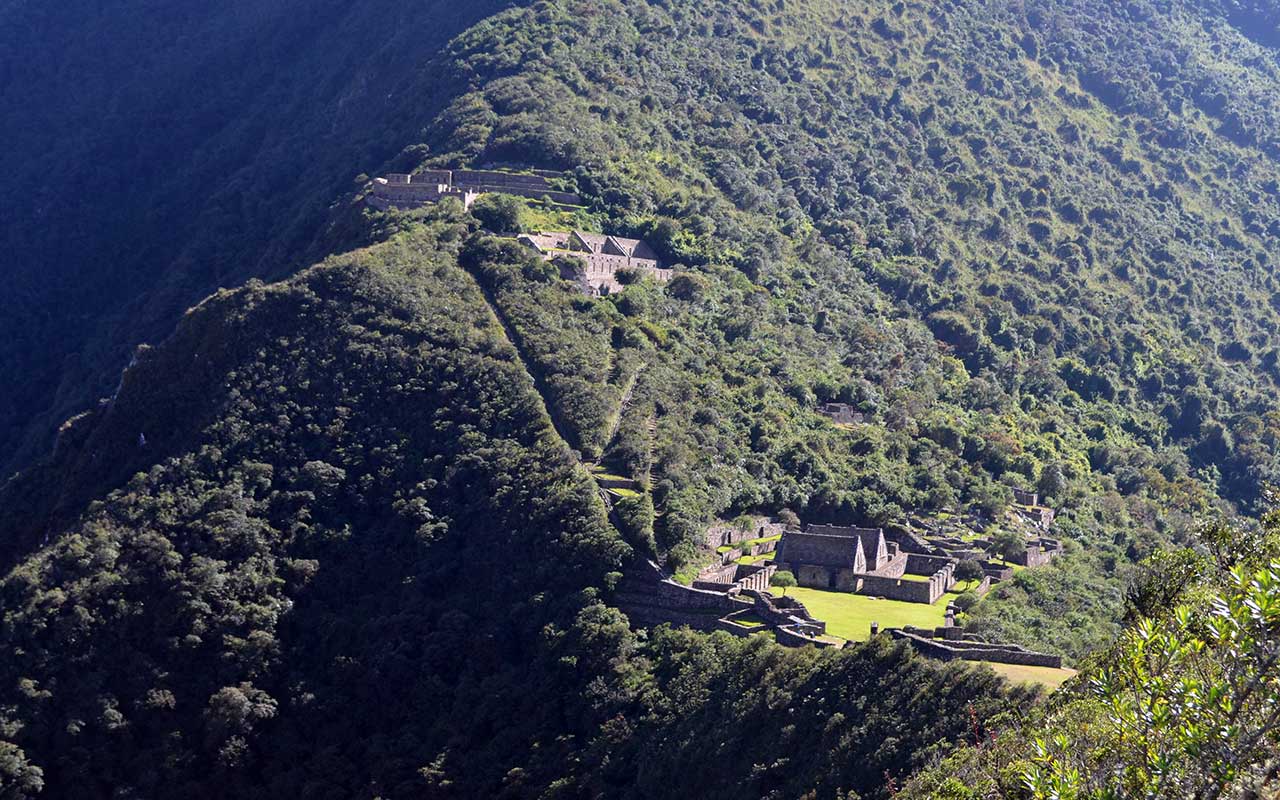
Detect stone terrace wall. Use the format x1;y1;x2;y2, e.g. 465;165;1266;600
453;170;582;205
735;564;775;593
616;560;747;631
860;559;955;604
904;553;956;575
890;630;1063;668
692;562;738;589
859;574;939;603
777;626;841;648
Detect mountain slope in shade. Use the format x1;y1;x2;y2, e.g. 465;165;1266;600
0;212;1028;799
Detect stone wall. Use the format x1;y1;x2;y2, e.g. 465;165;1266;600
857;574;941;603
792;564;858;591
1015;539;1062;568
734;564;776;593
704;518;784;548
776;625;841;648
615;560;748;631
692;562;738;588
714;536;778;566
904;552;957;575
890;629;1063;668
980;561;1014;581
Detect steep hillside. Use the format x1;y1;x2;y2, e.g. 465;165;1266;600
410;0;1280;513
0;213;1030;799
0;0;517;474
6;0;1280;795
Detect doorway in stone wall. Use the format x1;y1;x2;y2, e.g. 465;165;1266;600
827;570;838;589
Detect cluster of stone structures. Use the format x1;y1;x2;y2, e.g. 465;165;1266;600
907;490;1063;577
884;604;1063;668
367;168;582;210
772;524;970;604
614;560;837;648
517;230;672;295
617;493;1070;671
817;402;864;425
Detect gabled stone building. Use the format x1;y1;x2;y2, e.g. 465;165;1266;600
774;523;960;604
774;525;907;590
517;230;672;294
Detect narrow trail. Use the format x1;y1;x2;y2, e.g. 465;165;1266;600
465;270;580;453
464;266;621;517
602;365;643;451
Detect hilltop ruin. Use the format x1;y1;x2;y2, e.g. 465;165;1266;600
518;230;673;295
368;168;582;210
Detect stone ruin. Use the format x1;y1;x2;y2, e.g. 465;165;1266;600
817;402;864;425
517;230;672;295
367;167;582;211
901;491;1063;580
703;516;786;549
613;559;840;648
772;523;962;604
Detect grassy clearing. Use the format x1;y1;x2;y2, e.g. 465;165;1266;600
787;587;950;642
985;663;1078;691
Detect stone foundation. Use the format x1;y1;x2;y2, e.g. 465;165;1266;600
890;628;1063;668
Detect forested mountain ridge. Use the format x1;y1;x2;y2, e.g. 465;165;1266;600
0;0;521;475
5;0;1280;796
0;213;1033;799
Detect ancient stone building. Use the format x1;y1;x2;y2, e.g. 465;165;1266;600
774;525;907;590
367;172;480;209
774;523;959;604
367;167;582;211
817;402;864;424
517;230;672;294
1011;488;1039;507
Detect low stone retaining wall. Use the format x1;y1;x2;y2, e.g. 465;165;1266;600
616;560;749;631
980;561;1014;581
890;629;1063;668
596;476;638;491
904;553;956;575
776;625;841;648
715;537;780;565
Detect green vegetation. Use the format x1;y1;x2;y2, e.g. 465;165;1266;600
984;663;1077;691
788;587;951;641
0;216;1038;799
769;569;797;596
901;514;1280;799
7;0;1280;795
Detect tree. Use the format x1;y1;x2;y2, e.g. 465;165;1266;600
1036;462;1067;502
770;570;797;596
1024;563;1280;800
777;509;801;528
470;193;524;232
991;529;1026;564
954;559;985;584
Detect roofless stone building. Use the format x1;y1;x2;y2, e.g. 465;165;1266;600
518;230;672;294
774;524;960;604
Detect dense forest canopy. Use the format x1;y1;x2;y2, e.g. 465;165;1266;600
3;0;1280;796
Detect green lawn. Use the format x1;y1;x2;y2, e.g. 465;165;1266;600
786;587;950;642
986;663;1078;690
